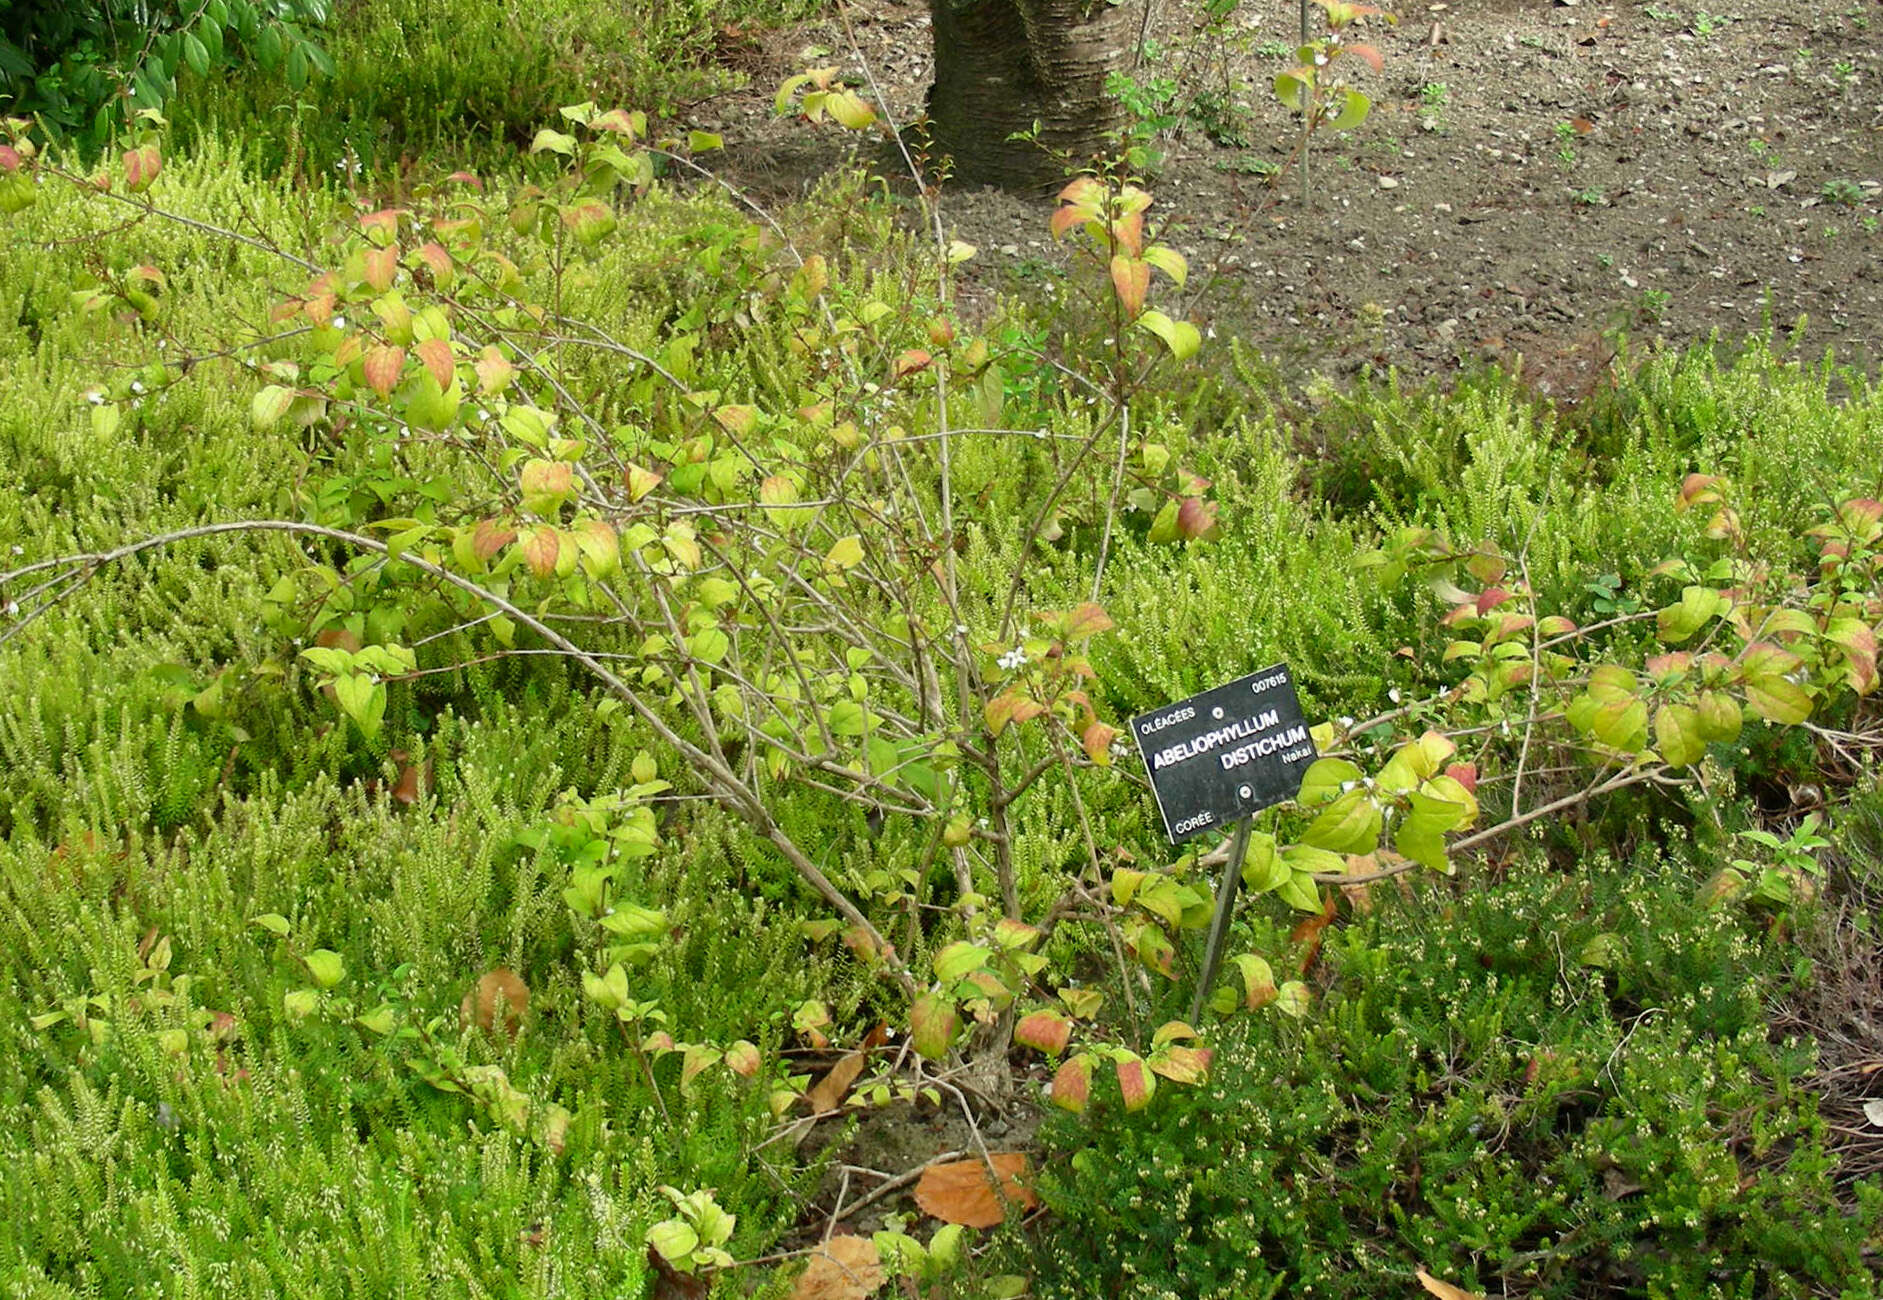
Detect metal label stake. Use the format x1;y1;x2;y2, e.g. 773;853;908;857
1128;664;1316;1026
1189;818;1253;1026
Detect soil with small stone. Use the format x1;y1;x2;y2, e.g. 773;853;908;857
697;0;1883;395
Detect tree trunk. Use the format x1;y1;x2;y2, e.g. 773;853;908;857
927;0;1145;193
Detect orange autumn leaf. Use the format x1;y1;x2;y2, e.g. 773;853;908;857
790;1234;885;1300
913;1154;1038;1228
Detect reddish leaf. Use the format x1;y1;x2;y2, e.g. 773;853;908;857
521;526;563;579
909;992;958;1061
1176;496;1218;540
390;760;430;804
984;691;1045;735
475;346;515;395
472;518;517;562
414;240;454;284
1051;1055;1093;1112
361;244;399;293
891;348;932;380
1676;473;1724;512
1110;209;1145;258
1061;601;1114;639
1345;42;1385;72
1014;1008;1072;1055
520;457;575;502
724;1040;761;1077
1109;255;1150;318
1416;1271;1487;1300
1148;1044;1213;1084
415;337;455;390
1289;892;1339;973
1442;762;1478;794
0;145;20;173
1049;203;1090;239
1115;1053;1155;1111
358;208;402;245
122;144;162;193
912;1154;1038;1228
363;344;405;398
1081;720;1118;765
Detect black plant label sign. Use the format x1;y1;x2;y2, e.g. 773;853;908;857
1131;664;1317;844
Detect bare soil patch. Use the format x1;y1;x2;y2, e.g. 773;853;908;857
696;0;1883;393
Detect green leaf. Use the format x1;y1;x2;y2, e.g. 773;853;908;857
1239;831;1289;893
1327;88;1370;130
646;1219;699;1264
1141;244;1187;287
824;535;864;570
1274;869;1323;913
1375;731;1454;794
1300;789;1382;855
933;941;989;982
1233;953;1277;1009
251;913;291;936
1297;757;1361;808
1136;309;1201;362
304;949;346;988
1654;702;1706;767
250;385;295;432
1695;690;1742;742
827;698;868;736
1566;664;1648;753
1657;585;1727;643
182;32;210;78
332;673;386;739
1274;70;1309;111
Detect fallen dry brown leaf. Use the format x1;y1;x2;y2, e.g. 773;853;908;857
913;1153;1038;1228
803;1049;868;1114
1416;1269;1486;1300
789;1234;885;1300
461;968;529;1037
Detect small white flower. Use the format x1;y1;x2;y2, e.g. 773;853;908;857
1388;687;1402;704
998;646;1028;671
331;316;346;330
130;380;145;394
953;623;969;636
4;601;17;616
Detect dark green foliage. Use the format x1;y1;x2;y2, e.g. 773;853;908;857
0;0;332;150
1026;857;1882;1299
